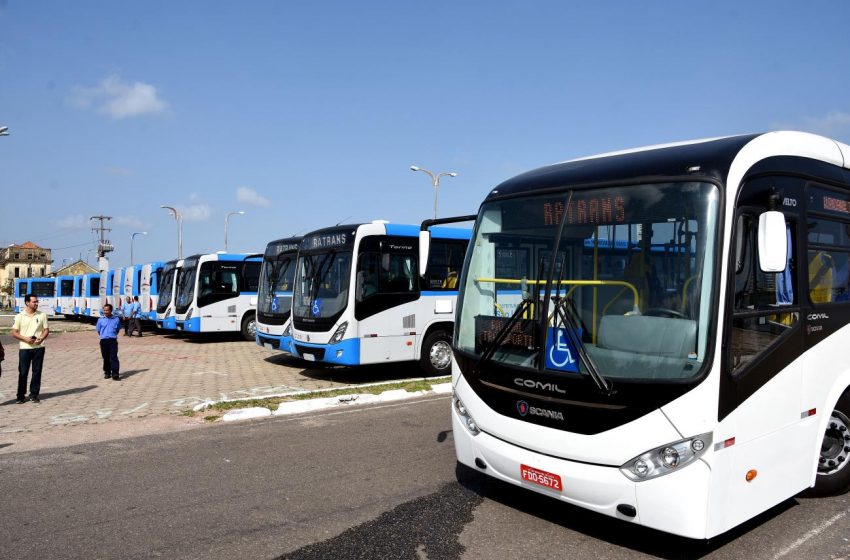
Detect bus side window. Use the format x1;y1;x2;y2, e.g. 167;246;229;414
807;217;850;303
730;215;799;372
424;240;467;291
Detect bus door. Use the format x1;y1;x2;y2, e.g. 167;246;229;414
141;265;153;316
355;236;420;362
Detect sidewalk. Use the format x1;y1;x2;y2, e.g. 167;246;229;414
0;318;423;453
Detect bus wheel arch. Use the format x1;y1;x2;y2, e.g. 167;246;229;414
420;323;454;376
810;389;850;497
240;312;257;342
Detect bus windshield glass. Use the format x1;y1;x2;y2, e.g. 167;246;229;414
175;260;198;311
456;181;720;381
157;266;176;312
293;250;353;322
259;253;297;316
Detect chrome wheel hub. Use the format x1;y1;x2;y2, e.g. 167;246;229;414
819;410;850;476
429;340;452;370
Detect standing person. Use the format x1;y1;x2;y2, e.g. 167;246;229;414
10;293;49;403
123;296;133;336
128;295;143;337
96;304;122;380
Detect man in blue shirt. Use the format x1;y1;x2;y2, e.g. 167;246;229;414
96;303;122;380
128;296;143;337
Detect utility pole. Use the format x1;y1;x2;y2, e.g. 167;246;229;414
90;215;115;272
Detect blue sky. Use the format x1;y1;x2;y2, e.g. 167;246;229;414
2;1;849;268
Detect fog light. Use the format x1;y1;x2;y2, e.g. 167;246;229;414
661;447;680;468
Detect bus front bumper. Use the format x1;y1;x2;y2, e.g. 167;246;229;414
290;338;360;366
452;390;711;539
176;318;201;332
257;332;292;353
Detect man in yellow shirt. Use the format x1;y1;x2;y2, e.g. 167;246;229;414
10;293;49;403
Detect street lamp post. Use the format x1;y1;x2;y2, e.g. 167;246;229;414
161;206;183;259
130;231;148;265
224;211;245;252
409;166;458;220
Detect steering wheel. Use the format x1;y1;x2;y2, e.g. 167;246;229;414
642;307;687;319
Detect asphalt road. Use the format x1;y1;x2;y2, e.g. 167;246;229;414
1;396;850;559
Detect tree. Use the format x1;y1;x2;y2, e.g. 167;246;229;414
1;278;12;309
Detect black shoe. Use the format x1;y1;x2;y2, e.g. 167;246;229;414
104;373;111;379
15;399;25;404
30;396;40;403
112;376;121;381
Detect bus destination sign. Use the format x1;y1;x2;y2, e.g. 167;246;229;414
810;187;850;217
543;195;626;226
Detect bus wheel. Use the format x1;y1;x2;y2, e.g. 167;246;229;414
241;314;256;342
421;330;452;376
811;392;850;496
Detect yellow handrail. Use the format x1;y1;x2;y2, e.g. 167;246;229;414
474;277;640;310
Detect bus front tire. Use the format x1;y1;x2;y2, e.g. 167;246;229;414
810;391;850;497
421;329;453;376
241;313;256;342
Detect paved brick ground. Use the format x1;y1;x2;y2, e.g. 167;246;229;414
0;316;424;438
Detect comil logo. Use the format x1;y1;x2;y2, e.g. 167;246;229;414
808;313;829;321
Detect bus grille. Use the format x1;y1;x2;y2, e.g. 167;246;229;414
295;344;325;361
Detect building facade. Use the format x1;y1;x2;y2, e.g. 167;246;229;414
0;241;54;308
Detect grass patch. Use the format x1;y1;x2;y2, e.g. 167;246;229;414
186;376;451;416
203;415;220;422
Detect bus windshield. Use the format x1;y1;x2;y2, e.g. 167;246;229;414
157;267;176;313
293;250;353;322
31;281;55;297
258;254;296;316
456;181;720;381
175;262;198;311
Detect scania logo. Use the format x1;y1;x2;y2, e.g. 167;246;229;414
514;378;566;394
516;400;565;421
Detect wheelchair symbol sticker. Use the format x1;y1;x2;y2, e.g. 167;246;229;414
311;299;322;317
545;327;579;372
271;297;279;312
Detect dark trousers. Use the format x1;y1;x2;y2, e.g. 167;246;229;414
128;317;142;336
124;318;130;335
18;347;45;400
100;338;120;376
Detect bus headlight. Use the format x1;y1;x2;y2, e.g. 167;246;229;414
620;433;711;481
165;308;171;318
329;322;348;344
283;322;292;338
186;308;194;320
454;396;480;436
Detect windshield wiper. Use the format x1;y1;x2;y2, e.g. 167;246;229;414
550;293;614;396
476;277;536;369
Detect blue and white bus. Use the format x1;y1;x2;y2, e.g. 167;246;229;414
155;259;182;330
57;275;76;315
290;220;471;374
99;269;115;314
82;273;100;318
174;253;262;340
256;237;301;353
13;278;28;312
141;261;166;321
450;131;850;539
73;275;83;316
29;278;57;317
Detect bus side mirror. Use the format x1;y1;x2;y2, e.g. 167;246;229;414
757;211;787;272
419;230;430;277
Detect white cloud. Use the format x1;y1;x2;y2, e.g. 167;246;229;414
236;186;271;207
68;74;167;119
182;205;212;222
115;216;150;229
775;111;850;139
54;214;89;229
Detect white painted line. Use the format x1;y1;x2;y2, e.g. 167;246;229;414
222;407;272;422
772;508;850;559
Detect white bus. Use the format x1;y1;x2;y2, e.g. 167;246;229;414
57;275;76;315
450;131;850;539
28;278;57;317
256;237;301;353
155;259;182;330
290;220;471;374
174;253;261;340
140;261;166;321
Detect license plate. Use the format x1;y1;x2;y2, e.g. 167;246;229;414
520;464;562;491
303;353;315;361
177;325;183;330
263;343;273;350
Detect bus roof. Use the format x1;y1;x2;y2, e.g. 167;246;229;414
486;131;850;202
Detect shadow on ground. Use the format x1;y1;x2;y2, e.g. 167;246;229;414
263;353;431;385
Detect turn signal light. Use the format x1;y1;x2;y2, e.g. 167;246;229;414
746;469;758;482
